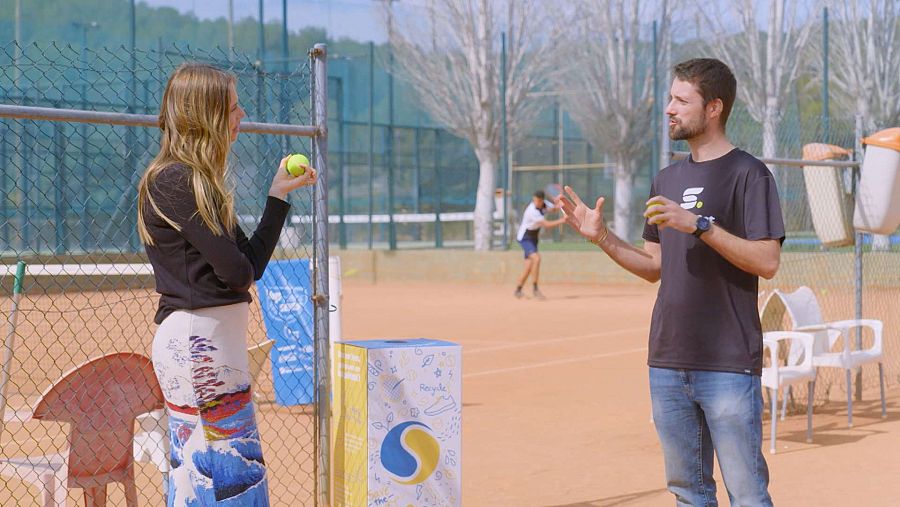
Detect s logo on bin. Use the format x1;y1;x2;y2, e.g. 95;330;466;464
380;421;440;485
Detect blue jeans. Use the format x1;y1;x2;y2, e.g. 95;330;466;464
649;367;773;507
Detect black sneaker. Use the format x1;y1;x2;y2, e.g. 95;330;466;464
514;288;524;299
533;288;546;300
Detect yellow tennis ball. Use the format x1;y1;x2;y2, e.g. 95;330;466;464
286;153;309;177
646;203;666;223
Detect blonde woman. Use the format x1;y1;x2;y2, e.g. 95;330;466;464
137;63;316;506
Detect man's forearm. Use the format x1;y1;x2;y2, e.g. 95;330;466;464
596;231;661;283
701;224;780;279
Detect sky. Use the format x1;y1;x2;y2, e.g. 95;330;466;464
142;0;393;43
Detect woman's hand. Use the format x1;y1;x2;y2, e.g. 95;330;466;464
268;155;318;201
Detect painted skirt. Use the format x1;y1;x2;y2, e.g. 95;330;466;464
151;302;269;507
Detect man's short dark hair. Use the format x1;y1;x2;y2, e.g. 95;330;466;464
533;190;545;199
673;58;737;127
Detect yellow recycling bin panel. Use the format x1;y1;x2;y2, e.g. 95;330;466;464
333;339;461;507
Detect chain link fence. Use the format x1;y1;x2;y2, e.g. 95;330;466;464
0;41;330;506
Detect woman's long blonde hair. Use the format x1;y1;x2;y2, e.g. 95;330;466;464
137;63;237;245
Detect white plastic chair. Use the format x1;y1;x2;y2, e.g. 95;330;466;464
761;331;817;454
771;286;886;427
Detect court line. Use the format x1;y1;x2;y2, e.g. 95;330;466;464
463;346;648;379
463;326;649;355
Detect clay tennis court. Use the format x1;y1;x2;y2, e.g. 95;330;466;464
1;278;898;505
342;280;900;506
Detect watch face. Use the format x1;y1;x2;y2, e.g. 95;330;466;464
694;216;710;236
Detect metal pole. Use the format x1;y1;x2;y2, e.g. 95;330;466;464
387;46;396;250
336;77;347;249
311;43;331;507
21;99;31;251
413;113;421;241
0;126;8;247
435;129;443;248
823;7;830;141
854;113;863;401
80;27;90;252
228;0;235;54
128;0;139;251
553;100;562;242
258;0;266;65
500;32;509;249
282;0;289;72
278;0;290;165
53;121;67;255
660;18;671;170
0;105;318;136
368;41;375;249
13;0;20;92
651;20;660;179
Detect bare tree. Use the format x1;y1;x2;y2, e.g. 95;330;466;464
385;0;556;250
828;0;900;250
829;0;900;130
701;0;819;162
551;0;673;242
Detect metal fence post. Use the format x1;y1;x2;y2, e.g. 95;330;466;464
311;43;331;507
335;76;347;250
500;32;509;250
1;124;8;247
854;113;864;401
388;46;396;250
53;120;67;254
435;129;443;248
651;20;660;180
822;7;830;141
79;43;90;251
21;96;31;252
127;0;138;252
368;41;375;250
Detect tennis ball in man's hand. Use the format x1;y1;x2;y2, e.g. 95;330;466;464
286;153;309;177
646;203;666;223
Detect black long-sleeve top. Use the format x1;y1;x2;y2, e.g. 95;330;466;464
143;164;290;324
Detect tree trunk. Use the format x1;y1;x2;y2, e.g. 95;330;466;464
613;156;635;243
473;146;497;251
762;99;778;164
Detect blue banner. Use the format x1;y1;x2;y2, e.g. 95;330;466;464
255;259;315;406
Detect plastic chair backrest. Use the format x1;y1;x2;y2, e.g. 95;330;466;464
31;353;163;479
774;287;841;356
776;287;825;329
759;291;788;332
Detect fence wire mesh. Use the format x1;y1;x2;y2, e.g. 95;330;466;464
1;41;326;506
754;116;900;414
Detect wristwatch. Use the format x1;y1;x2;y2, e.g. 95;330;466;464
693;216;712;238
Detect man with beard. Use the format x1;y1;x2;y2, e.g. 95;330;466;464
558;58;783;505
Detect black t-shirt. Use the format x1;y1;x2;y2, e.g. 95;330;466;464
144;164;291;324
642;148;785;375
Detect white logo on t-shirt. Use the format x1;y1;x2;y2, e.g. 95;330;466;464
681;187;705;210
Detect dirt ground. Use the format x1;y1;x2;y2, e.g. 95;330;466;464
342;281;900;507
1;280;898;506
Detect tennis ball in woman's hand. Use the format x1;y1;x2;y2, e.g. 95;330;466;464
286;153;309;177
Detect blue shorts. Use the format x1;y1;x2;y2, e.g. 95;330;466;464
519;237;539;259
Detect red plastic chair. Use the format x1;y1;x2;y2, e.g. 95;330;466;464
31;353;164;506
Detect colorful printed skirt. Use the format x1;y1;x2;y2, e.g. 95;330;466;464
151;302;269;507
